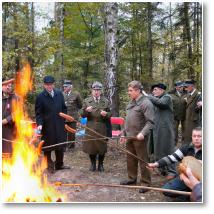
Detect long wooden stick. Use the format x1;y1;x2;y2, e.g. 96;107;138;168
59;113;148;166
54;182;191;196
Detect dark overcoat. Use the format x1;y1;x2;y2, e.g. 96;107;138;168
169;90;186;121
35;89;67;150
184;89;201;144
79;96;111;155
148;93;175;160
2;93;17;153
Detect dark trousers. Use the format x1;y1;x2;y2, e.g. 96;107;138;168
66;122;76;149
44;149;64;169
126;138;151;185
174;119;185;144
162;176;191;201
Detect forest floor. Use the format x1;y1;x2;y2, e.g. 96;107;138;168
46;139;189;203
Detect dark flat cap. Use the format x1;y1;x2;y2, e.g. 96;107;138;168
151;83;167;90
174;81;183;87
43;75;55;83
92;81;102;90
63;79;72;86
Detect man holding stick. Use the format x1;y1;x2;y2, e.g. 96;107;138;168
147;127;202;201
120;81;155;193
35;75;69;173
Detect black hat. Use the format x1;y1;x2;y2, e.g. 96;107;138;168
174;81;183;87
183;79;196;87
92;81;102;90
63;79;72;87
43;75;55;83
151;83;167;90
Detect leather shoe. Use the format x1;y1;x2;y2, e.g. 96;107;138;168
47;167;55;174
98;164;104;172
55;165;70;170
139;188;149;194
120;179;137;185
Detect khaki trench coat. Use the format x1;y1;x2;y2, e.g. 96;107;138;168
80;96;111;155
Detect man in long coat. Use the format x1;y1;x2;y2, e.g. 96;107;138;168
148;83;176;179
120;81;155;193
63;79;82;149
168;81;187;145
2;78;16;154
79;81;111;172
35;75;69;173
183;80;201;144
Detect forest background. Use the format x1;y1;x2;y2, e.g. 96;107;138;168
2;2;202;117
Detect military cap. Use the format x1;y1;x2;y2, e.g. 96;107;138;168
63;79;72;87
151;83;167;90
174;81;183;87
92;81;102;90
183;79;196;87
2;77;15;85
43;75;55;83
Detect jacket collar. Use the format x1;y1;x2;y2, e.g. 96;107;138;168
43;89;57;97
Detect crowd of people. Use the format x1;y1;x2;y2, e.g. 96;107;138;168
2;76;202;202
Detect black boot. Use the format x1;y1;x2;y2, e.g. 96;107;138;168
89;155;96;171
98;155;105;172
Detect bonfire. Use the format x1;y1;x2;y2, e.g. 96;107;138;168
2;64;66;202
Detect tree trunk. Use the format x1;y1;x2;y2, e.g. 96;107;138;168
147;2;153;80
13;4;20;72
184;2;194;78
2;3;8;52
104;2;119;116
54;2;65;87
28;2;35;69
168;2;176;88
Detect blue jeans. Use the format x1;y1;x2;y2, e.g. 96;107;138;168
162;176;191;200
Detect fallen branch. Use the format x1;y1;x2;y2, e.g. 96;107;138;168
54;182;191;196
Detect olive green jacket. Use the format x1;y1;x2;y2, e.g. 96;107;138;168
80;95;111;155
63;91;82;121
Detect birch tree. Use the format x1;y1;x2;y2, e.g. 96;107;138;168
104;2;119;116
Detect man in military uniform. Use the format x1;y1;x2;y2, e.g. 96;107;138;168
80;81;111;172
169;81;187;145
120;81;155;193
183;80;201;144
2;78;16;154
63;80;82;149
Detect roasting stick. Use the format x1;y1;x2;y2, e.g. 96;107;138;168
42;138;112;149
59;112;149;166
54;182;191;196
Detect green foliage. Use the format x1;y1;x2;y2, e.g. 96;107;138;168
3;2;202;115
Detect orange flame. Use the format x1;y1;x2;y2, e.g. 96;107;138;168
2;64;66;202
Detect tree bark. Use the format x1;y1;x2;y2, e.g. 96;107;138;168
184;2;194;78
104;2;119;116
147;3;153;80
